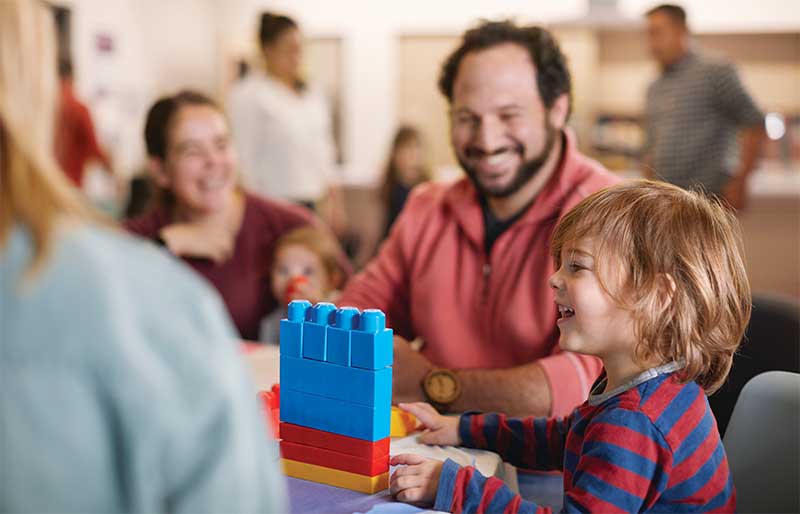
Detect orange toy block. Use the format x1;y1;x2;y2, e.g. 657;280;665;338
281;458;389;494
390;406;419;437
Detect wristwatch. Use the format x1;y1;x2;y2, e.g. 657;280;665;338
422;368;461;413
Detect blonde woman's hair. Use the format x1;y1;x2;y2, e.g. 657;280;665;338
0;0;95;277
551;180;751;394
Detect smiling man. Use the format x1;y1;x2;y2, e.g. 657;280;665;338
339;21;620;417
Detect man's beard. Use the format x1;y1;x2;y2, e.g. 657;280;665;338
458;122;558;199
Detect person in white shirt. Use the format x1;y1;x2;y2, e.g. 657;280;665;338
228;13;344;232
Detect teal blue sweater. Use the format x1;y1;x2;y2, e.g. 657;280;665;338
0;225;287;512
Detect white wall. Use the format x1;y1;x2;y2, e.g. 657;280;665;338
220;0;588;185
60;0;221;177
59;0;800;182
619;0;800;32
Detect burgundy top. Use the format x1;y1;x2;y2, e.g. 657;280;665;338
125;193;316;340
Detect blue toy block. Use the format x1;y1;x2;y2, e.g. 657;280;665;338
279;300;312;357
280;355;391;407
326;307;360;366
280;388;391;441
302;302;336;361
351;309;393;370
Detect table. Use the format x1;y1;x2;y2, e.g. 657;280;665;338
244;344;561;513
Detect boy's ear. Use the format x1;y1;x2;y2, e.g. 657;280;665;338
657;273;677;310
147;157;170;189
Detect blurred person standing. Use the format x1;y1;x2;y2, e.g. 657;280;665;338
54;57;115;188
228;12;344;232
643;4;765;209
0;1;287;511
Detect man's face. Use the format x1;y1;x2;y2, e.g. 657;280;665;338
450;43;561;199
646;12;687;67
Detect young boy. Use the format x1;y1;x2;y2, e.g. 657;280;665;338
390;180;750;513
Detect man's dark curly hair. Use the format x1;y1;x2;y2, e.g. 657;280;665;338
438;20;572;117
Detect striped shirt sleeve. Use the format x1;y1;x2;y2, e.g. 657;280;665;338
562;407;672;512
435;459;550;514
458;412;571;471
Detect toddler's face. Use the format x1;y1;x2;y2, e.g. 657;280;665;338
548;238;636;361
271;243;331;305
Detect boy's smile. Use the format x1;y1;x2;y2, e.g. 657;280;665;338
548;238;637;362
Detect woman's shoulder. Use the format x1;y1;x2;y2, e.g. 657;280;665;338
123;206;170;238
242;192;314;230
68;225;225;312
3;224;235;359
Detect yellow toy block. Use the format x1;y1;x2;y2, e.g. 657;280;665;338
282;459;389;494
390;406;419;437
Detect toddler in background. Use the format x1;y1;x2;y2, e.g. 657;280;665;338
259;226;345;343
391;180;751;513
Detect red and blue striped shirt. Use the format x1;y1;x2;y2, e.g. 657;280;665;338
434;371;735;513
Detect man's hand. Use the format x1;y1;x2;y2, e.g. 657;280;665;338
390;454;444;507
393;336;433;404
398;402;460;446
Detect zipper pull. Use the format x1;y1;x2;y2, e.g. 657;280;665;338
482;263;491;302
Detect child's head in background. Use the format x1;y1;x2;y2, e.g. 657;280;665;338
549;180;751;393
271;226;345;306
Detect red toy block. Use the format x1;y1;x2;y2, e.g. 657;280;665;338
279;422;389;460
280;440;389;477
259;384;280;438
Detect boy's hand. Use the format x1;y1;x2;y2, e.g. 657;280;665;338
390;454;444;507
398;402;460;446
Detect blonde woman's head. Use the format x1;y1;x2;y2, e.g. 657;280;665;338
0;0;93;276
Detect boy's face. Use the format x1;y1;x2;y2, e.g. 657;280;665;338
271;243;331;305
548;238;637;361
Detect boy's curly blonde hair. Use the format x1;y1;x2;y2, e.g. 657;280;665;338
551;180;751;393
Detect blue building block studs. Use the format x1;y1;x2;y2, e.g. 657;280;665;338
327;307;360;366
279;302;394;441
280;300;312;357
302;302;337;361
351;310;394;370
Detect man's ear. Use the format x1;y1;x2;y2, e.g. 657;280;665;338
548;93;570;130
147;157;170;189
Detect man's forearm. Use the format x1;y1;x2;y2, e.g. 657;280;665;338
451;363;551;417
735;125;765;179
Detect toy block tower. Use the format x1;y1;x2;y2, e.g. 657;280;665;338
278;300;393;493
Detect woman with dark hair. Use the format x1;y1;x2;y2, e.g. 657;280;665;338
228;12;344;231
126;90;348;341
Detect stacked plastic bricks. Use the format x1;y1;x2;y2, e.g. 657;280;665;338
279;300;393;493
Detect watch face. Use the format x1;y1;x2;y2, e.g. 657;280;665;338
425;370;460;404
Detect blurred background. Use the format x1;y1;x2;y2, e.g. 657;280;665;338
50;0;799;298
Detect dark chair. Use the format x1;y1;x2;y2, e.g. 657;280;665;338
709;294;800;436
123;174;153;220
723;371;800;513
